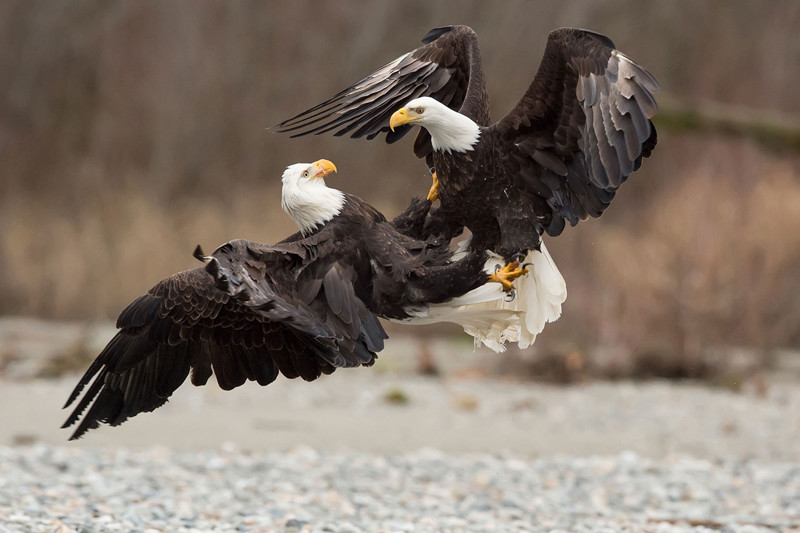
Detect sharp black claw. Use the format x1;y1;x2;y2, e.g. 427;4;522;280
494;263;503;273
522;263;533;270
511;253;526;263
505;288;517;302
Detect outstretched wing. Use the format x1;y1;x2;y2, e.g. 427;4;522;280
62;239;386;440
206;239;387;367
494;28;659;236
270;25;488;160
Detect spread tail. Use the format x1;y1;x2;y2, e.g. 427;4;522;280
394;243;567;352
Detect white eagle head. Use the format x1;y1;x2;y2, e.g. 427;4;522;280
389;96;480;154
281;159;346;235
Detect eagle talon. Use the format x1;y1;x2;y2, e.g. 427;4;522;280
426;171;439;202
488;260;528;293
505;289;517;302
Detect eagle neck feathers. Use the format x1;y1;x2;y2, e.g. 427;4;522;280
427;106;481;154
281;180;346;236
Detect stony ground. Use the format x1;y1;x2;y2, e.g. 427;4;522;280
1;445;799;533
1;319;799;531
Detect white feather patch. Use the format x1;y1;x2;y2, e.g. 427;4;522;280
281;163;346;235
404;97;481;154
391;243;567;352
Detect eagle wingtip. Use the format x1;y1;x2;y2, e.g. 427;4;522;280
421;25;454;44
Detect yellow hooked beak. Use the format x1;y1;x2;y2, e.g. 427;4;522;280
389;108;418;131
311;159;337;178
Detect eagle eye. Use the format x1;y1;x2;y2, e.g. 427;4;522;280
302;170;310;178
415;106;424;114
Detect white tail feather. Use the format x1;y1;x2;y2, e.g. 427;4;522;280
516;243;568;349
391;243;567;352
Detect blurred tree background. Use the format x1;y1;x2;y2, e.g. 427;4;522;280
1;0;799;364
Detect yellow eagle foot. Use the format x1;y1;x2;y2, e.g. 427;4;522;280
426;172;439;202
488;261;528;292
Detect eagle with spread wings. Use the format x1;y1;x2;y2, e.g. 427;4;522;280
62;160;553;439
272;26;659;262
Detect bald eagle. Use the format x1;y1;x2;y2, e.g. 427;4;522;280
62;159;546;439
272;26;659;262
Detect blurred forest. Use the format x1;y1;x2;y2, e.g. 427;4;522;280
1;0;800;363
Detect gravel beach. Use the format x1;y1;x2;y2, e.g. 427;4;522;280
1;320;799;532
1;445;798;532
1;373;799;532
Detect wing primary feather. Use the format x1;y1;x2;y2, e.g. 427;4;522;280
421;26;454;44
61;368;107;428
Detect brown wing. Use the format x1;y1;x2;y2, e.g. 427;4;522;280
270;25;489;161
493;28;659;236
62;239;386;440
207;239;387;366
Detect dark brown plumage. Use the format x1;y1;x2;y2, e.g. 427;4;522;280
61;183;493;440
273;25;489;154
272;26;659;259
